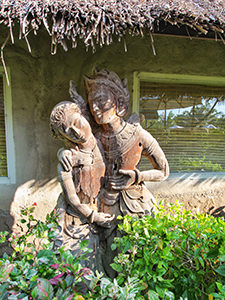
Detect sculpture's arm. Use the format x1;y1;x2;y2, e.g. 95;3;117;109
110;127;169;191
138;128;169;182
58;147;96;172
58;163;113;227
57;148;75;172
58;163;92;216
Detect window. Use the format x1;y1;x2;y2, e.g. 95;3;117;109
0;68;15;184
0;77;7;176
133;72;225;173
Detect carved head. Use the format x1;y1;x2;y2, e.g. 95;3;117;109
84;69;129;124
50;101;92;145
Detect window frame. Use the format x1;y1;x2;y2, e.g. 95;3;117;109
132;71;225;176
132;72;225;113
0;67;15;184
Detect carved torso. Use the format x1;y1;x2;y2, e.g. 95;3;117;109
99;122;156;217
71;139;105;206
100;122;142;175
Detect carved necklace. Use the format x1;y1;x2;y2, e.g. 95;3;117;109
101;122;140;159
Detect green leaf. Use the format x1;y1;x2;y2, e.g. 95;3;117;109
31;286;39;299
29;207;35;213
62;250;74;265
211;293;225;299
29;215;34;221
207;248;219;259
147;290;160;300
0;264;14;281
194;258;199;271
216;282;223;293
165;290;175;300
79;240;89;250
0;231;8;244
65;275;74;287
198;256;205;268
19;278;28;289
181;290;188;300
194;248;201;257
26;268;38;280
111;243;117;251
156;285;167;298
32;278;54;300
123;240;131;253
0;282;9;300
216;265;225;277
37;250;54;265
38;257;50;264
17;294;29;300
110;263;123;272
219;255;225;262
20;219;27;224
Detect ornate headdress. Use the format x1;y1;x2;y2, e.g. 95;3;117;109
84;69;129;117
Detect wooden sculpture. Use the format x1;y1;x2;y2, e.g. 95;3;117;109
50;70;169;276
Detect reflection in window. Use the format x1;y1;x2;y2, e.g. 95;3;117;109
139;82;225;172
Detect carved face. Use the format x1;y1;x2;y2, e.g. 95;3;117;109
88;85;117;125
58;111;92;144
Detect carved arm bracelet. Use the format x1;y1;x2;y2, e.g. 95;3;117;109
134;168;143;184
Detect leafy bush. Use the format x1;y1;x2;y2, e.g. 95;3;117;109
111;201;225;299
1;201;225;299
0;204;141;300
0;204;96;300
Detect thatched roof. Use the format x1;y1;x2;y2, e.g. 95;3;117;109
1;0;225;53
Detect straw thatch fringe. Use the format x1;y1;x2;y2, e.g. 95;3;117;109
0;0;225;53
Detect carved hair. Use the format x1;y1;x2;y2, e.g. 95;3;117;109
50;101;81;139
84;69;129;117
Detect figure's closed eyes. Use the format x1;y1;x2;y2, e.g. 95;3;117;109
57;112;92;145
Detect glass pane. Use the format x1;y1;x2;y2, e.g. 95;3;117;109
139;81;225;173
0;77;7;177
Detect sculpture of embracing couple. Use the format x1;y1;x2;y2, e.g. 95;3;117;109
50;69;169;278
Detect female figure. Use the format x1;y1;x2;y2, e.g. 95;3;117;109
85;69;169;276
50;100;113;269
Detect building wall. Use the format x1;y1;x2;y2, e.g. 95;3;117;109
0;27;225;233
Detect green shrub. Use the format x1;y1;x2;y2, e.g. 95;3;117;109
0;204;97;300
111;201;225;299
0;204;141;300
1;201;225;299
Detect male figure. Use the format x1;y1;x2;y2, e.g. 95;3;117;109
85;69;169;276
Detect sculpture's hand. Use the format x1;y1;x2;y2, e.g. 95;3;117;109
94;212;115;228
110;169;136;190
58;149;73;172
